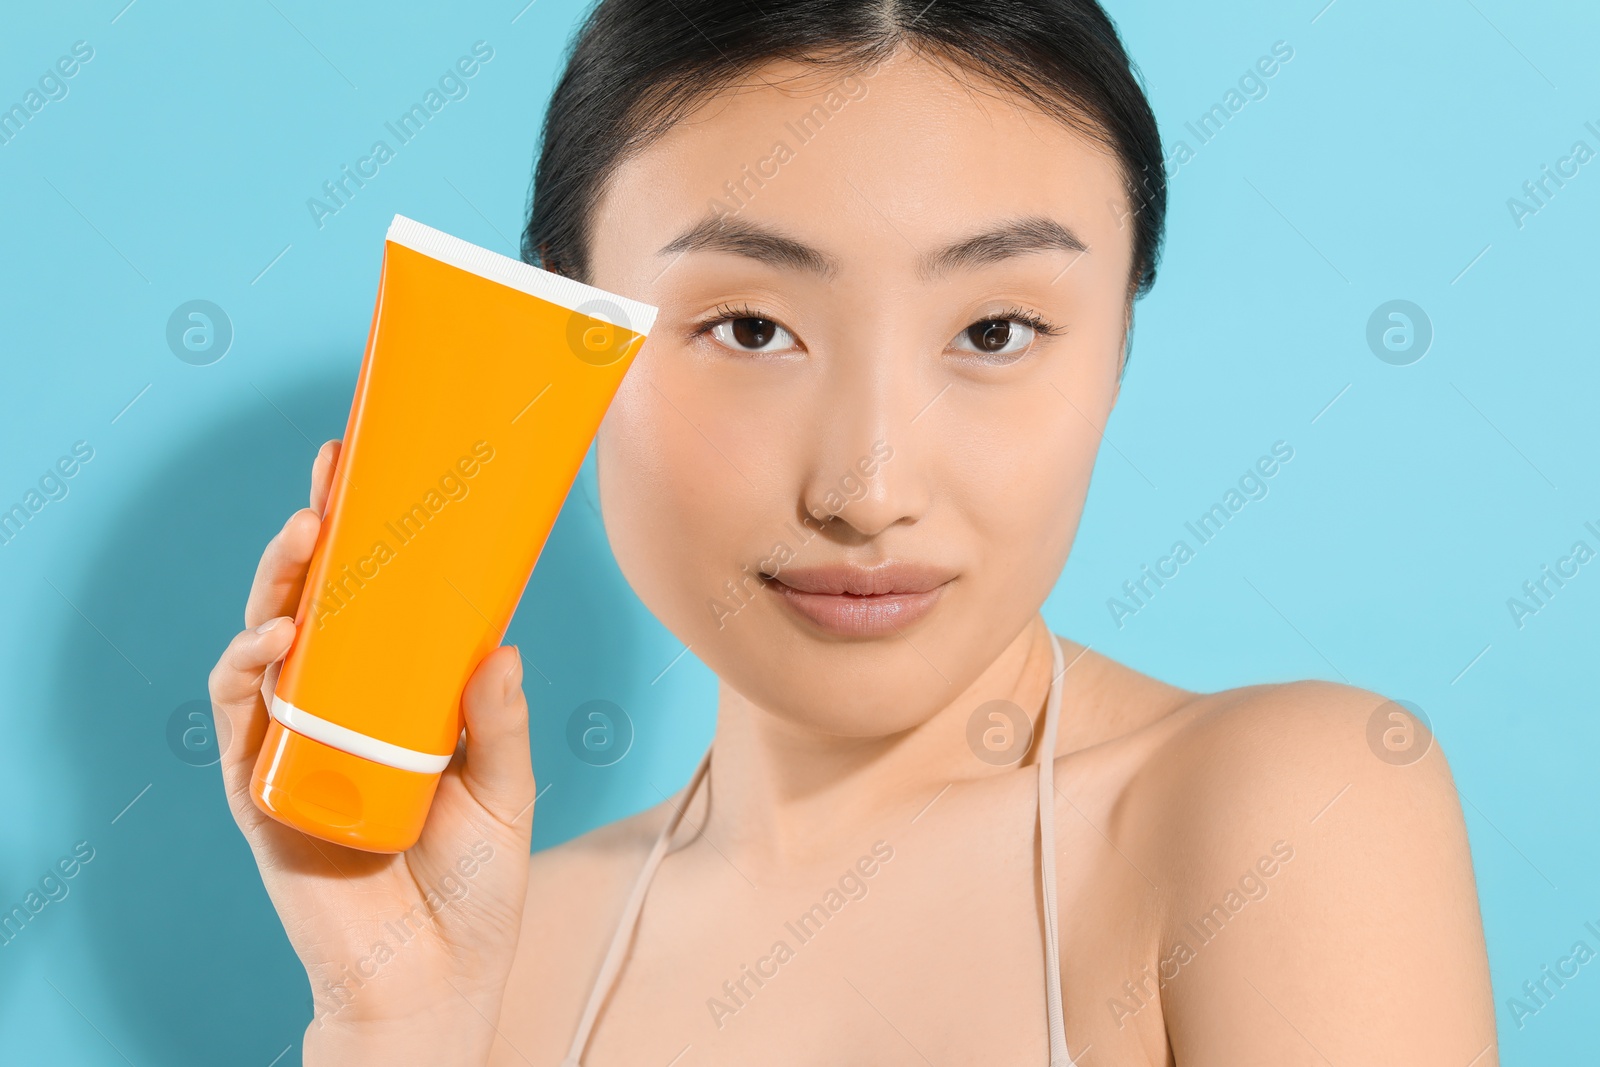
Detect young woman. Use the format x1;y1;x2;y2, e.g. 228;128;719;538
208;1;1498;1063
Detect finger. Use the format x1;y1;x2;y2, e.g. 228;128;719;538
208;617;296;821
311;439;342;517
458;645;536;829
244;508;321;631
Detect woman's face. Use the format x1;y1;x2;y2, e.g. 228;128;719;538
584;50;1135;735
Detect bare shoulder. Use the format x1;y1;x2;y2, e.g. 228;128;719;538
492;803;678;1061
1108;679;1497;1064
516;804;669;965
523;800;672;916
1050;637;1196;750
1130;679;1459;858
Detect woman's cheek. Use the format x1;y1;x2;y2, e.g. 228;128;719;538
943;380;1098;578
597;383;758;643
978;457;1087;591
598;392;691;606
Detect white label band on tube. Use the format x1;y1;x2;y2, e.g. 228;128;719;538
385;214;659;337
270;695;453;775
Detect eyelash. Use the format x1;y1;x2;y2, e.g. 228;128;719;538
689;303;780;342
687;303;1066;349
984;305;1065;338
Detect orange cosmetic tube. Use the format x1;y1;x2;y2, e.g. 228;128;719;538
250;215;656;853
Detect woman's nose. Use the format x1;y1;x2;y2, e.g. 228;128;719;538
797;351;934;540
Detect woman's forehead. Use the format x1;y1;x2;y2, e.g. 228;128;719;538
591;52;1133;287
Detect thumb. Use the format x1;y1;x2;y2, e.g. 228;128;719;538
459;645;537;830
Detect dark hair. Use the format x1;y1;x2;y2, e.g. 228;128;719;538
524;0;1166;298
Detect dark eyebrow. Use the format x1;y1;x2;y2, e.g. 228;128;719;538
921;216;1088;277
655;213;1087;279
657;216;838;277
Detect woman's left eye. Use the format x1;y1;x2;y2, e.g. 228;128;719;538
708;316;797;353
949;317;1039;359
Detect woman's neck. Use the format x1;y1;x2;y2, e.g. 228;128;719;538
688;615;1062;877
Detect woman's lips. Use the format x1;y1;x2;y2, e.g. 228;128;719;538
763;562;953;637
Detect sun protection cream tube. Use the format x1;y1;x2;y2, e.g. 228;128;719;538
250;214;656;853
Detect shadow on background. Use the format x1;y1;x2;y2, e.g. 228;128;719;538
46;363;644;1065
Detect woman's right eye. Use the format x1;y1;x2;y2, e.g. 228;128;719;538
708;316;798;354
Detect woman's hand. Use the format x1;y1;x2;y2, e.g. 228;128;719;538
207;439;535;1066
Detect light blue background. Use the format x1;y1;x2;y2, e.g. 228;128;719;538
1;1;1595;1062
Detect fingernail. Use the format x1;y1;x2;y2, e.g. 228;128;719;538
255;617;285;635
503;646;523;701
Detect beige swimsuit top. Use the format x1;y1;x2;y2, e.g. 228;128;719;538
561;633;1077;1066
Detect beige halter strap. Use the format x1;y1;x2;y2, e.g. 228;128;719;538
558;748;712;1067
562;633;1075;1066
